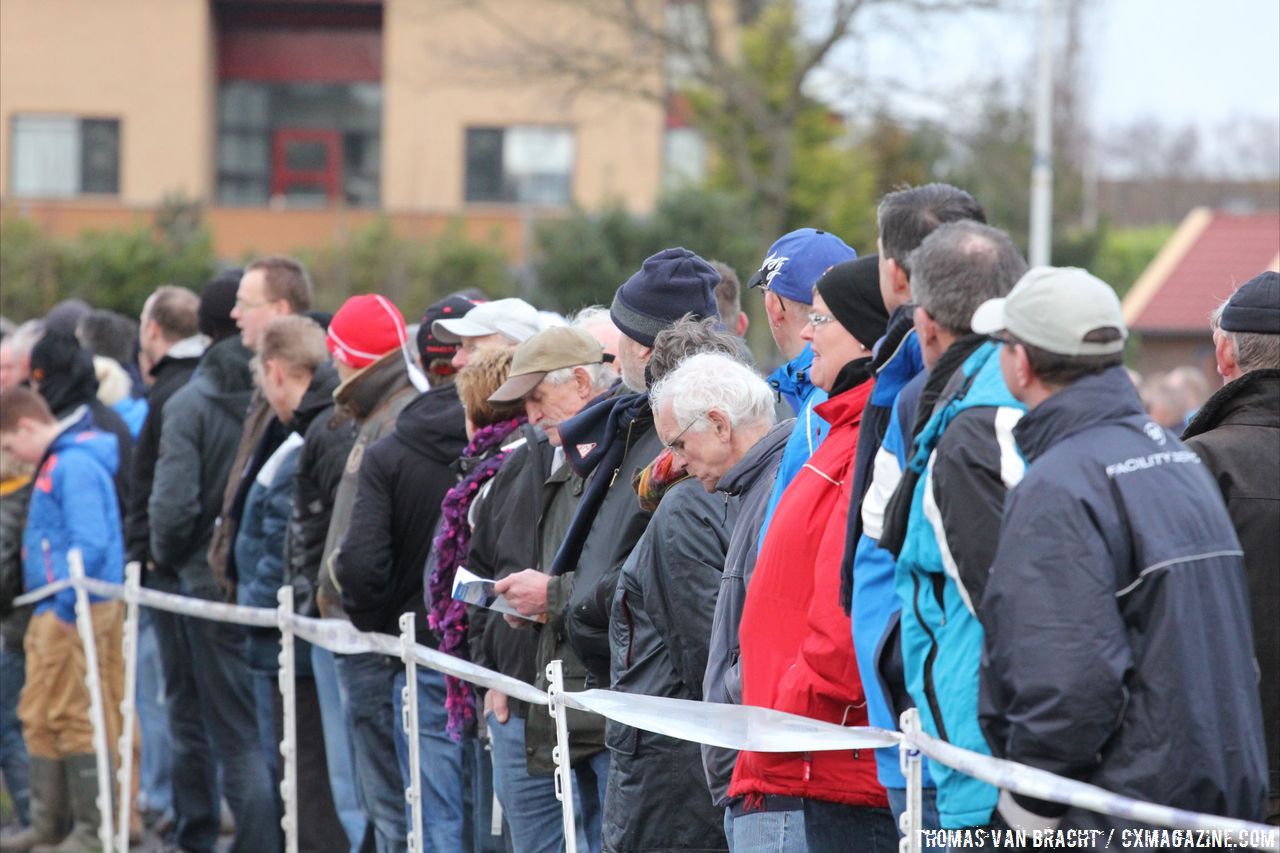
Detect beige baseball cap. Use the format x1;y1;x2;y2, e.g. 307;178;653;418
971;266;1128;356
488;326;605;403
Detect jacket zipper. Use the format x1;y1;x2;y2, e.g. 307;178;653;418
911;573;951;743
610;419;637;488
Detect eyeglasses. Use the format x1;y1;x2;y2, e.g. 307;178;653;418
662;416;701;456
234;297;270;311
806;312;837;328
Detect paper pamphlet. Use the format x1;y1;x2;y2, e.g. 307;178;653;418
452;567;542;623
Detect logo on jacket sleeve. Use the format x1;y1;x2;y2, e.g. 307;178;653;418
1143;421;1167;446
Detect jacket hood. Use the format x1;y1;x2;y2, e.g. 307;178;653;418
51;410;120;476
93;356;132;408
717;419;793;497
36;350;99;417
334;351;412;420
1182;368;1280;439
1013;366;1144;463
195;334;255;419
558;387;652;479
292;363;340;434
392;382;468;465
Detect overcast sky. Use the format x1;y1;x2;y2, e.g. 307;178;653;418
826;0;1280;175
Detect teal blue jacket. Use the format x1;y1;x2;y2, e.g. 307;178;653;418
895;343;1026;828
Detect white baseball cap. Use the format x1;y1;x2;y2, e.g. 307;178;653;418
431;297;543;344
971;267;1127;357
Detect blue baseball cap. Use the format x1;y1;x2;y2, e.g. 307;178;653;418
747;228;858;305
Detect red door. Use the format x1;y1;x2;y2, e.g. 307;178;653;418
272;129;341;206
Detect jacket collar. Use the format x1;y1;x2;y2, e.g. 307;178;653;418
334;352;412;420
291;363;340;433
1182;368;1280;439
768;345;816;405
1013;366;1144;463
716;419;793;497
813;374;874;428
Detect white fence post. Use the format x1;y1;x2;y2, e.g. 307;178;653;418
277;585;299;853
899;708;924;853
114;561;142;852
546;659;578;853
399;613;424;853
67;548;115;853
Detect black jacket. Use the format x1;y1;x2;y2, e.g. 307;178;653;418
553;389;663;687
468;425;550;718
286;370;356;618
125;340;202;568
0;475;33;651
702;420;790;806
604;478;734;853
149;336;254;599
1183;368;1280;794
979;367;1268;829
336;383;467;641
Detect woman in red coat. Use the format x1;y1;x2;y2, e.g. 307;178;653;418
731;256;895;853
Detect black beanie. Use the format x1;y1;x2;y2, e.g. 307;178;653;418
610;247;720;348
1220;271;1279;335
814;255;889;350
30;331;98;416
199;268;243;340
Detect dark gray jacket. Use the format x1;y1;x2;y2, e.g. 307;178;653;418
0;474;33;650
701;420;791;807
604;478;734;853
149;336;254;599
319;353;418;620
979;367;1268;830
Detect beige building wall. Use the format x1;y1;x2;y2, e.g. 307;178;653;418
0;0;215;204
383;0;666;213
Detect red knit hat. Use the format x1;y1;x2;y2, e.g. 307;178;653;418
327;294;408;369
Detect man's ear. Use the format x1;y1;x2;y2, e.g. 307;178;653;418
889;259;912;303
1013;344;1033;389
706;409;732;439
763;290;785;328
1214;331;1238;380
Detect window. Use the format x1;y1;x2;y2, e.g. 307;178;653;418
10;115;120;197
215;81;381;207
663;127;708;189
464;126;574;206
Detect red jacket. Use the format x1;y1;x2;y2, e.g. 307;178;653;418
729;378;887;808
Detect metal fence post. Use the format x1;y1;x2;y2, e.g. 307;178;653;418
399;613;424;853
277;585;299;853
546;660;578;853
899;708;924;853
68;548;115;852
114;561;142;852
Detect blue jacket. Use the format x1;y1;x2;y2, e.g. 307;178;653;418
759;345;828;544
980;367;1267;828
848;326;928;789
113;395;148;440
235;432;305;674
23;410;124;623
895;343;1025;827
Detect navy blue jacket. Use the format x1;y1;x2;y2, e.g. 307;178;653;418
979;367;1268;828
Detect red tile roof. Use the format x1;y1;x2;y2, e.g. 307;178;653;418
1130;211;1280;334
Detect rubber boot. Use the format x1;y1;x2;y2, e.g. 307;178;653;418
1;757;66;852
46;755;101;853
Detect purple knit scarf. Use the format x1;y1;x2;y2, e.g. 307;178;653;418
428;416;526;740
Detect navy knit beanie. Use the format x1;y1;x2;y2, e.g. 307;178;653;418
611;248;721;348
1220;270;1280;335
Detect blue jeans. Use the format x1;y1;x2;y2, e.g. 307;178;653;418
0;643;30;826
333;653;407;853
727;807;806;853
886;786;946;852
486;711;571;853
153;609;281;853
576;749;609;853
803;799;897;853
393;667;489;853
312;645;368;853
134;611;172;819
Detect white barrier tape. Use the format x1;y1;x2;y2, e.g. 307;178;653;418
13;578;73;607
904;730;1279;850
561;689;900;753
24;575;1276;846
